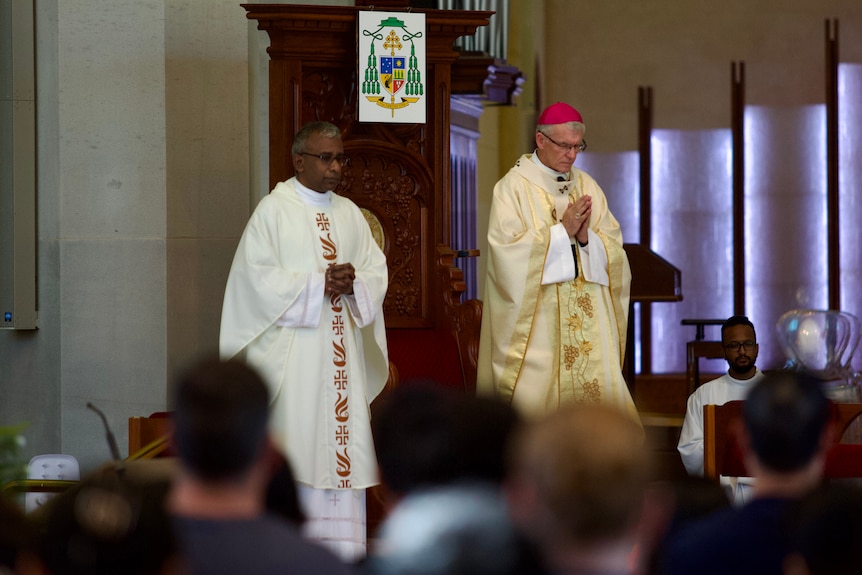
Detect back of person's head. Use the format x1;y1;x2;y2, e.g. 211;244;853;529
0;493;37;572
372;381;455;495
446;389;522;485
721;314;756;341
507;403;649;547
784;483;862;575
36;474;181;575
172;357;270;481
640;476;732;575
371;484;532;575
372;380;521;496
742;370;831;472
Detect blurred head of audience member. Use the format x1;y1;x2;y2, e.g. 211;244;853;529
372;380;521;507
166;357;351;575
369;483;534;575
638;475;731;575
506;403;650;575
173;357;270;482
0;492;39;574
656;370;837;575
783;483;862;575
35;474;183;575
169;356;274;517
741;370;832;496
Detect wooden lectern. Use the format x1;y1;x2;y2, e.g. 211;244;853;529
622;244;683;391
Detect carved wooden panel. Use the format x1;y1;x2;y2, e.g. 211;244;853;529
340;138;432;327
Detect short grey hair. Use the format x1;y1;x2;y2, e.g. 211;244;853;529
291;121;341;155
536;120;586;136
372;484;523;575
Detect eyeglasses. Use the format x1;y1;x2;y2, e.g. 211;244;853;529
723;340;756;352
540;132;587;153
299;152;350;166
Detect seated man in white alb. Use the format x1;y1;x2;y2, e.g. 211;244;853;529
677;315;764;505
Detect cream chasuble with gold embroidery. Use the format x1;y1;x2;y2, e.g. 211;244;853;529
220;178;389;489
477;155;637;422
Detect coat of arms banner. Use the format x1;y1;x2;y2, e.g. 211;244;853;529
358;11;426;124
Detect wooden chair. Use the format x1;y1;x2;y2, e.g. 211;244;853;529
686;341;726;395
681;319;726;396
127;412;173;460
704;401;862;480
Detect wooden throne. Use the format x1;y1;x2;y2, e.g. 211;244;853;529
242;4;492;393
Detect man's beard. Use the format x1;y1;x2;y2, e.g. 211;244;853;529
729;359;755;376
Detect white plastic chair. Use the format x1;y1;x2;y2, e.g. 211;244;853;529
24;454;80;513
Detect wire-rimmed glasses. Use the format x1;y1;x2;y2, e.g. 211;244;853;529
540;132;587;153
300;152;350;166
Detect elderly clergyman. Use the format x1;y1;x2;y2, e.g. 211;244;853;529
477;102;636;423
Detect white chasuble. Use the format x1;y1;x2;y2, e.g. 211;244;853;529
220;178;389;490
476;155;638;423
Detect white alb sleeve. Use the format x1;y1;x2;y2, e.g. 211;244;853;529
341;277;377;328
576;228;609;286
274;271;326;328
542;223;577;285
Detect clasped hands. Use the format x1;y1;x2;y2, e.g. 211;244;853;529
562;195;592;245
325;263;356;296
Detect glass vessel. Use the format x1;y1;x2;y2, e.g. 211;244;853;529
776;309;861;394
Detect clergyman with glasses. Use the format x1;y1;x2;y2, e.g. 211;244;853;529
220;121;389;562
477;102;638;426
678;314;764;505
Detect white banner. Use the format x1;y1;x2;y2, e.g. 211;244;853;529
358;11;426;124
